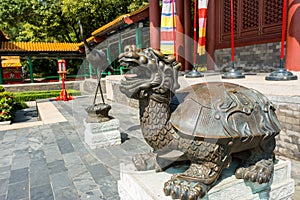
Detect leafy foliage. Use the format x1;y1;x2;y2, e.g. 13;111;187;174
0;0;148;43
0;86;5;92
0;91;16;121
0;0;148;77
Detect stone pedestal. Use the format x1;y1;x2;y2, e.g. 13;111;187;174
84;118;121;149
118;159;295;200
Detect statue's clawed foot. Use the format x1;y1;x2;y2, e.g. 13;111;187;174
164;163;222;199
235;158;274;184
164;178;207;200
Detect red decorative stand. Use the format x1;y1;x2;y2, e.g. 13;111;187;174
55;60;73;101
55;72;73;101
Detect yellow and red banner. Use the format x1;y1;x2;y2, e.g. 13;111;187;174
197;0;208;55
160;0;176;54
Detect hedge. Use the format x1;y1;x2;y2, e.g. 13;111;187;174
13;90;81;102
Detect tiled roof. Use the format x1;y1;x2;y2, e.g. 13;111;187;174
1;56;22;68
77;5;149;48
92;5;149;36
0;42;80;52
78;37;94;48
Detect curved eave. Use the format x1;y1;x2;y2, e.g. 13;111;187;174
77;36;98;48
92;15;128;36
92;5;149;37
77;5;149;49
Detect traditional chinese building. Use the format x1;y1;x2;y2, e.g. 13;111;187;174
148;0;300;72
78;5;150;73
81;1;299;73
0;34;83;84
1;56;23;83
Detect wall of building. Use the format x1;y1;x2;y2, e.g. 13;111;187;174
270;95;300;160
214;42;282;73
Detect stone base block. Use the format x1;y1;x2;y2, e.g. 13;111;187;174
118;159;295;200
84;118;121;149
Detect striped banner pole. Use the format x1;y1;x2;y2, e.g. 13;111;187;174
197;0;208;55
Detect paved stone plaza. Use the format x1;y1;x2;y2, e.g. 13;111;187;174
0;94;299;200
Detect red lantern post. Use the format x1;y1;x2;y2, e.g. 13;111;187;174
55;59;73;101
222;0;245;79
265;0;297;80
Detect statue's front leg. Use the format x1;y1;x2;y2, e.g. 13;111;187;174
133;151;185;172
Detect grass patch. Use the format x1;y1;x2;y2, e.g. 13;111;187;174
14;90;81;102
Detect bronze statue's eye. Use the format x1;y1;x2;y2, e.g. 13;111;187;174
124;45;132;53
140;56;148;63
146;52;151;57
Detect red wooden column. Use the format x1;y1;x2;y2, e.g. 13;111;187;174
149;0;160;50
206;0;216;70
184;0;192;72
176;0;185;71
286;0;300;71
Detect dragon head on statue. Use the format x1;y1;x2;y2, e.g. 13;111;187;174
119;45;181;100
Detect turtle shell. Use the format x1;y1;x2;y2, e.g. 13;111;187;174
169;82;280;140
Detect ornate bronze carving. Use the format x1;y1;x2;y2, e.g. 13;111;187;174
119;45;281;199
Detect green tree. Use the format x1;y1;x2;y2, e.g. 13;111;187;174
0;0;148;42
0;0;148;77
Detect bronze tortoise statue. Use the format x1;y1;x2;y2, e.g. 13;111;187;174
118;45;280;200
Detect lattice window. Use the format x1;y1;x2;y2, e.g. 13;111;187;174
242;0;259;29
217;0;282;48
223;0;238;33
264;0;283;25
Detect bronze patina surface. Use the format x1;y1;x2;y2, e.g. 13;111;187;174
119;45;281;200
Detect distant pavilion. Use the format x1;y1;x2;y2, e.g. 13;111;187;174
0;30;83;84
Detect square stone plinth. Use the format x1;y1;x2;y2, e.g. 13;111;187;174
84;119;121;149
118;159;295;200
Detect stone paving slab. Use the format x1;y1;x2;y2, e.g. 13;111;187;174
0;94;299;200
